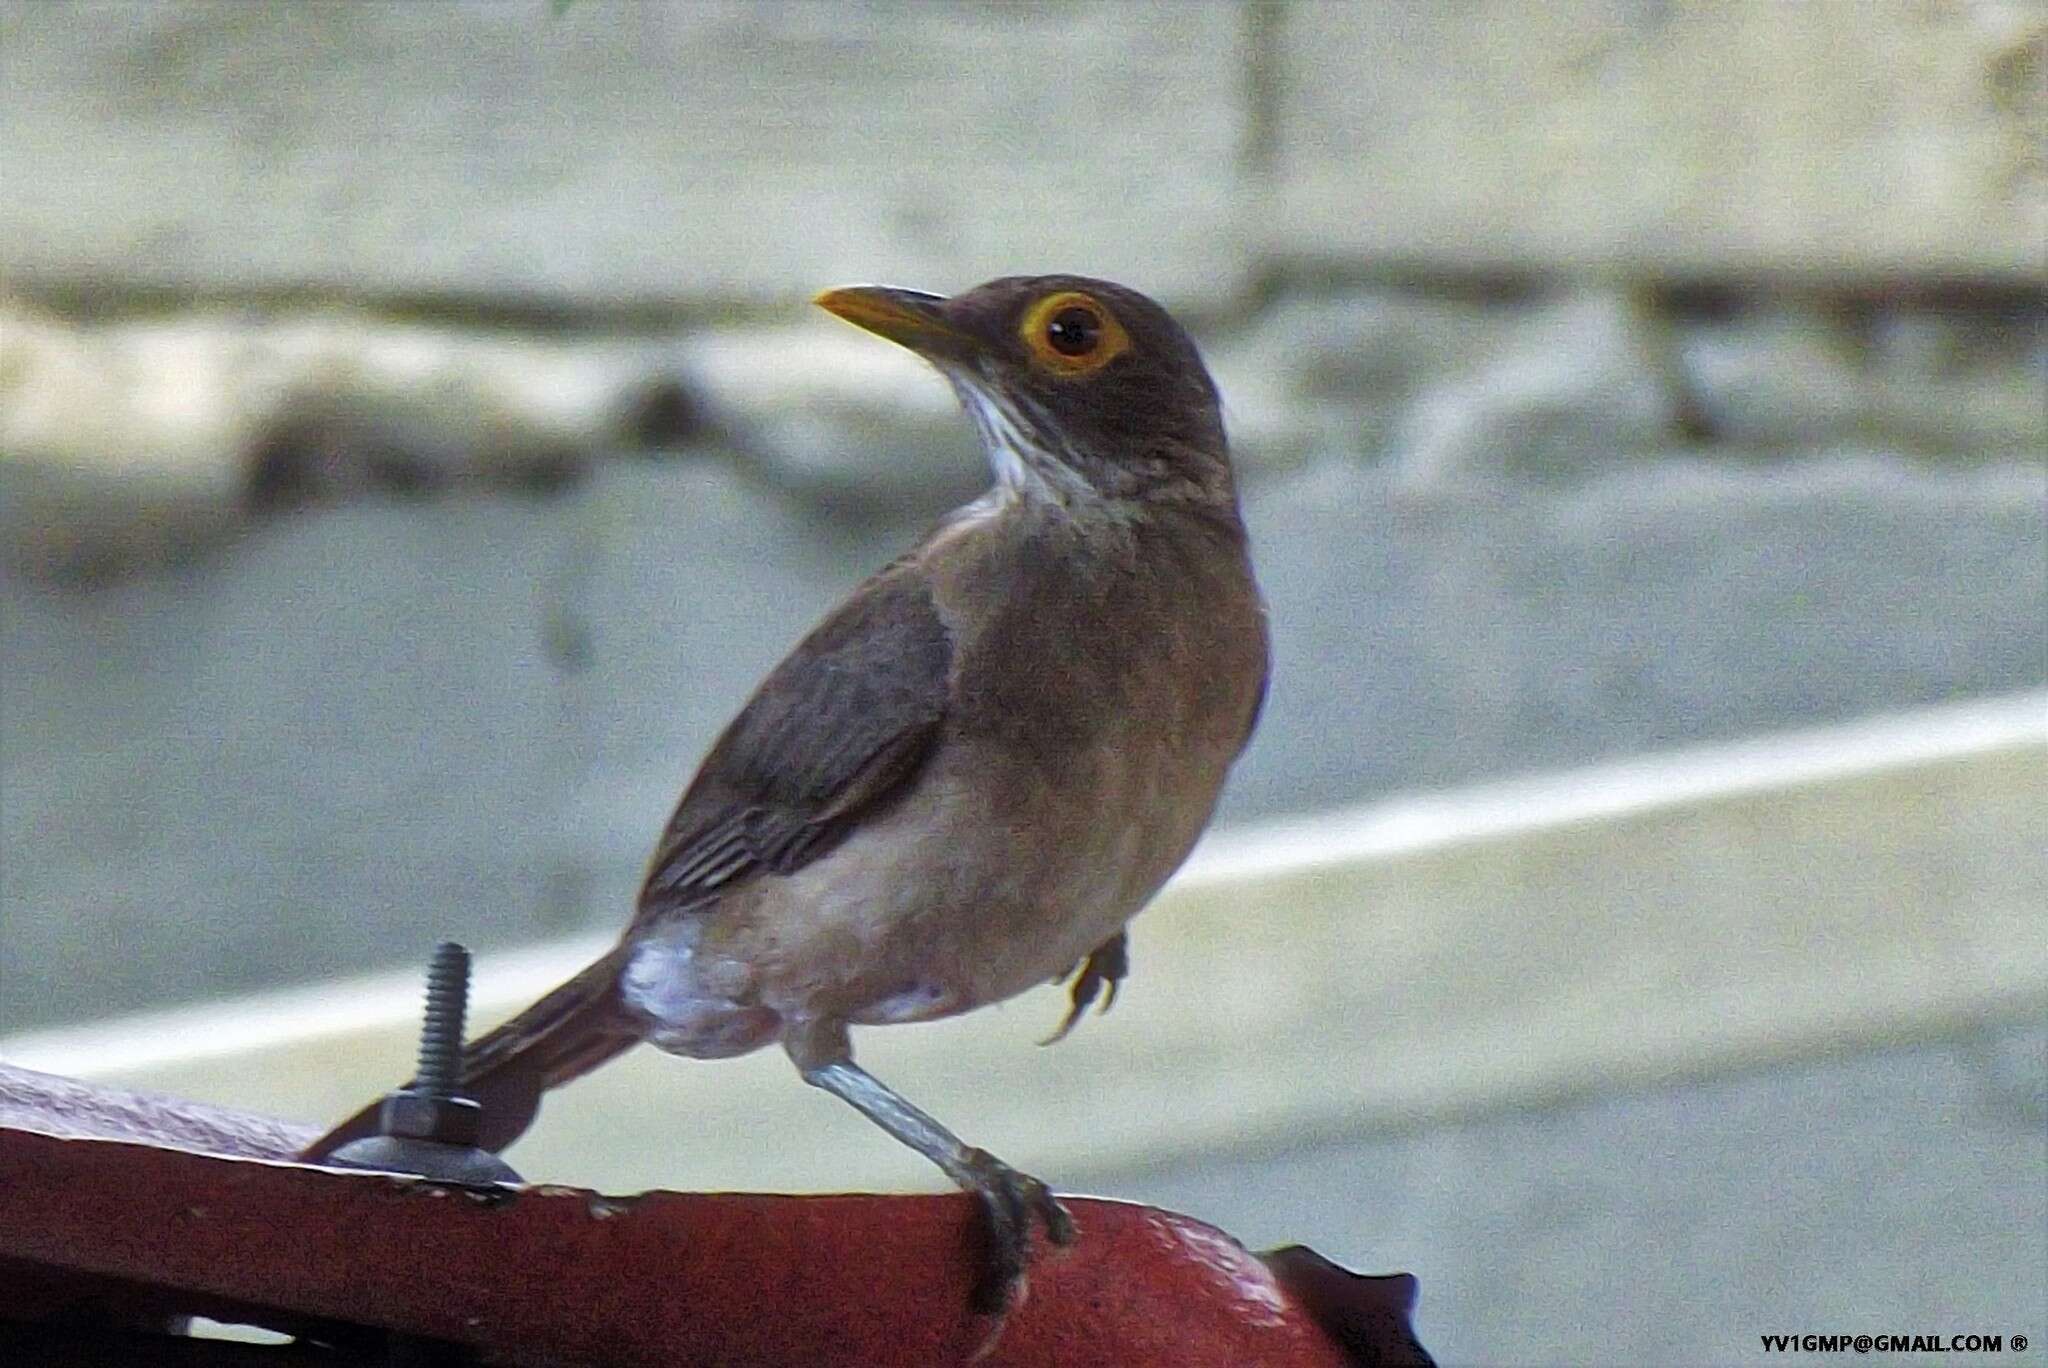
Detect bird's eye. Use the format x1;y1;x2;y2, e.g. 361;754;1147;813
1019;290;1131;375
1045;306;1102;357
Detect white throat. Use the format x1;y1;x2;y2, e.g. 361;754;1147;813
950;377;1098;506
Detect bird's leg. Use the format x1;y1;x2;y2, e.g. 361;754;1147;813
792;1029;1074;1313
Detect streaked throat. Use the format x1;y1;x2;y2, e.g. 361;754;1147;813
948;375;1098;506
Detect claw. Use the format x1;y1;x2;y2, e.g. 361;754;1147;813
1041;931;1128;1045
799;1058;1078;1317
961;1148;1076;1314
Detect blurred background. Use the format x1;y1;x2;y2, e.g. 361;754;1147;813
1;2;2043;1363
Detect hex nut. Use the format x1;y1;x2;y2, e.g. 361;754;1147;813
378;1090;483;1146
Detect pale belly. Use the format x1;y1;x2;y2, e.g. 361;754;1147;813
618;730;1223;1060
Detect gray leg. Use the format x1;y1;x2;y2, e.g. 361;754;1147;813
800;1055;1076;1312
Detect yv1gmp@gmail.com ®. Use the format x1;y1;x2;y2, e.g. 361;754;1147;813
1762;1333;2025;1354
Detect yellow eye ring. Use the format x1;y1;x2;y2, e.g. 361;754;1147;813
1019;291;1131;376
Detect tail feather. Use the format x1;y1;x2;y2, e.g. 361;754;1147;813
301;945;641;1161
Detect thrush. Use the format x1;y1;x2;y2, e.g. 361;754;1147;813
305;275;1270;1311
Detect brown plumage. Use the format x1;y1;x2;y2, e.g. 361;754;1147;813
304;275;1270;1312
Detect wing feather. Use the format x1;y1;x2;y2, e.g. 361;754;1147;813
636;569;952;919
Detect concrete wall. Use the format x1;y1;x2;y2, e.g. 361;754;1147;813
3;1;2043;578
1273;1;2048;282
3;0;2042;310
1;0;2044;1026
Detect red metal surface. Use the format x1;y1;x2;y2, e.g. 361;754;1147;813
0;1070;1431;1365
0;1062;315;1159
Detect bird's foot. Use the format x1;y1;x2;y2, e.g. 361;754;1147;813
1041;931;1127;1045
960;1147;1076;1314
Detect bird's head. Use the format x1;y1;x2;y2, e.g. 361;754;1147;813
815;275;1233;509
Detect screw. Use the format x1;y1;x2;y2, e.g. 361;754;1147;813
325;939;522;1187
414;941;469;1101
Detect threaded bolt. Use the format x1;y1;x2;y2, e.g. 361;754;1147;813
414;941;470;1100
328;937;520;1184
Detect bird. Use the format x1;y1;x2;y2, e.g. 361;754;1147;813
303;274;1270;1311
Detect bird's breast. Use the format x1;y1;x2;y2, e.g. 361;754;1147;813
910;503;1269;995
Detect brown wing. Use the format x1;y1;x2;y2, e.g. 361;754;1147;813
635;567;953;920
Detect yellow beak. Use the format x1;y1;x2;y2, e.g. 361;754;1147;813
812;286;970;360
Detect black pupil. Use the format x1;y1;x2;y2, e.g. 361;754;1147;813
1046;307;1102;357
